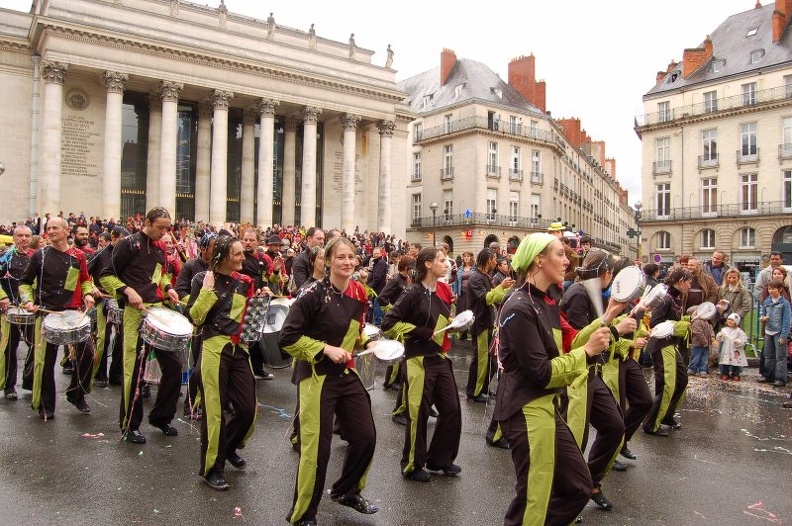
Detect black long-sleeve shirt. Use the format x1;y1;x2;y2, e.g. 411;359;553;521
88;245;114;294
0;246;33;304
291;249;311;290
99;231;172;303
19;246;91;311
381;281;452;357
378;273;409;308
186;271;254;344
176;258;210;300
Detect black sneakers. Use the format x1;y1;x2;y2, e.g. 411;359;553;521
125;430;146;444
426;463;462;476
404;468;431;482
227;451;246;470
204;471;230;491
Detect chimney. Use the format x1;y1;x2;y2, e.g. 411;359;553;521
772;0;792;42
556;118;582;149
682;36;713;77
441;48;457;86
508;54;547;113
656;71;667;84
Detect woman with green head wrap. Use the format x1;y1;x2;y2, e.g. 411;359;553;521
492;233;613;525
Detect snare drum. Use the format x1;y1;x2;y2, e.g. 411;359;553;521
6;306;34;325
363;323;383;343
41;310;91;345
105;299;123;326
611;266;646;303
261;298;293;369
140;307;193;354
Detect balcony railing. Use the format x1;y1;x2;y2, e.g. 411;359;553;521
652;160;672;175
640;200;791;222
414;115;566;151
636;83;792;127
411;171;422;182
530;171;543;184
509;169;523;182
779;143;792;160
697;154;719;170
409;213;555;230
440;167;454;181
486;165;501;178
736;148;760;166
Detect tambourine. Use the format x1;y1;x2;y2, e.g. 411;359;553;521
356;339;405;365
693;301;717;321
434;310;475;335
649;320;675;339
611;266;646;303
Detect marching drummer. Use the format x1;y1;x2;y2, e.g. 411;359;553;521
0;225;35;400
381;247;462;483
18;217;96;420
185;235;263;491
279;236;379;526
99;207;181;444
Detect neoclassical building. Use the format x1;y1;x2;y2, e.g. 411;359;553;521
635;0;792;273
0;0;410;236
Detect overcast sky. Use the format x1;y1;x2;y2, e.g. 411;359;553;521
1;0;759;206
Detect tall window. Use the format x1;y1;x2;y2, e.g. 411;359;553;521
443;145;453;178
702;129;718;163
444;114;453;133
414;122;423;141
511;146;521;171
701;229;716;249
784;169;792;209
488;141;499;175
656;183;671;217
509;192;519;224
739;227;756;248
657;231;671;250
509;115;518;133
530;194;540;226
531;150;542;183
412;193;422;225
529;120;538;138
742;82;757;106
658;101;670;122
702;178;717;214
656;137;670;169
704;91;718;113
486;189;497;220
412;153;422;182
740;173;758;211
443;189;453;220
741;123;757;157
783;117;792;157
785;74;792;98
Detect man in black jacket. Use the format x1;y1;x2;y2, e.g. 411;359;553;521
291;227;325;290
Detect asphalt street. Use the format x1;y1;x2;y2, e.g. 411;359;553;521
0;339;790;526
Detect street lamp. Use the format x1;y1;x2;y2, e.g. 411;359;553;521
430;202;439;246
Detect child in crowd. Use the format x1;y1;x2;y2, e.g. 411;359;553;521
688;305;716;377
716;313;749;381
759;279;791;387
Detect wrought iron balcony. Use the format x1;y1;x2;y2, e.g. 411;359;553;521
736;148;760;166
779;143;792;161
640;200;791;222
409;212;554;230
530;171;543;184
414;115;566;151
509;169;523;182
440;167;454;181
411;170;422;182
697;155;719;170
486;165;501;178
652;160;672;175
636;83;792;127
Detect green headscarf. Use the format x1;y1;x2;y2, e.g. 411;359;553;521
511;233;556;274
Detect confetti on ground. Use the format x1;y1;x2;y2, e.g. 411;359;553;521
233;506;243;519
743;501;782;523
81;432;105;439
138;451;143;456
259;404;292;420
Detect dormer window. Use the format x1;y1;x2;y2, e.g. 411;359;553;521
750;49;765;64
746;27;758;37
712;59;726;73
421;94;432;110
453;83;464;100
668;70;680;83
491;87;502;100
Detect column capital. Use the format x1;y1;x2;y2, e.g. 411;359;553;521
285;118;299;133
148;90;162;110
41;61;68;84
160;80;183;102
378;120;396;137
258;98;279;118
243;108;257;126
211;89;234;111
342;114;361;130
102;71;128;94
302;106;322;125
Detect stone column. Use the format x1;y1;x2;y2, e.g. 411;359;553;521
209;89;233;227
301;107;321;227
240;109;256;224
145;91;162;211
281;118;297;227
101;71;128;219
257;99;278;229
39;61;68;216
341;114;360;233
194;102;212;222
377;120;395;234
158;81;183;216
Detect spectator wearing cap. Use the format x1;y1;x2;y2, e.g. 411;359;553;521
547;221;565;238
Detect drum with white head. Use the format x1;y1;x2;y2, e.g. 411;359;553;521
42;310;91;345
140;307;193;354
611;266;646;303
260;297;293;369
649;320;675;340
6;306;34;325
693;301;717;321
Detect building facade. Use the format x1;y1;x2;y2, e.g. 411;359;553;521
636;0;792;273
400;50;634;255
0;0;410;236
